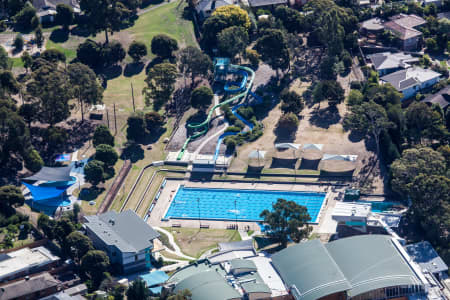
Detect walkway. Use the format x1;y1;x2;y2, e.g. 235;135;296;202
192;94;229;157
154;226;196;260
137;0;176;15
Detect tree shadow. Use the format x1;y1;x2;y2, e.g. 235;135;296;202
141;127;167;145
244;166;263;178
348;130;365;143
124;62;145;77
101;65;123;80
79;186;105;201
70;25;91;37
186;111;207;133
121;143;145;163
309;106;341;129
273;126;296;143
140;0;164;8
49;29;69;43
145;56;165;74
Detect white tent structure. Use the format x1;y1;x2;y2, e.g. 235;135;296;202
322;154;358;162
302;144;323;151
248;150;266;167
275;143;301;150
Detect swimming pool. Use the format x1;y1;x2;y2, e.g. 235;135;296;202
357;201;404;213
164;186;326;223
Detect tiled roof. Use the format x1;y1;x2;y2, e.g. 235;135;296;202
380;67;441;91
422;86;450;109
368;52;419;71
384;14;426;40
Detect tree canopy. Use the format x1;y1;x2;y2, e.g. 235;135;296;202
143;63;177;109
191;86;213;111
93;125;115;147
255;29;290;73
151;34;178;58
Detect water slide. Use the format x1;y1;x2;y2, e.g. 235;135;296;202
176;64;256;160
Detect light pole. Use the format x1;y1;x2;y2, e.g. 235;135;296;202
197;198;201;228
234;198;238;230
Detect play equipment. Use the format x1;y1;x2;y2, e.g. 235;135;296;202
177;58;260;161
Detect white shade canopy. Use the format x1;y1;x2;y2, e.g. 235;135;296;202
303;144;323;151
322;154;358;162
275;143;301;150
248;150;266;159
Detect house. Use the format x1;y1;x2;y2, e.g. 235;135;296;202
0;272;60;300
194;0;236;20
32;0;80;23
367;52;420;75
437;12;450;20
84;210;160;274
421;85;450;110
0;246;59;283
360;17;385;35
247;0;288;9
405;241;449;280
271;235;433;300
380;66;441;99
383;14;426;51
40;292;85;300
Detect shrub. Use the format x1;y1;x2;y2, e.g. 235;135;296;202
277;112;299;131
225;126;241;132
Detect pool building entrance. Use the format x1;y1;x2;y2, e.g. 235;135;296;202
163;186;327;224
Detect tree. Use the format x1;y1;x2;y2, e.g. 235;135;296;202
102;41;126;66
95;144;118;167
0;46;11;70
13;34;23;52
255;29;290;75
127;278;150;300
390;147;446;196
212;5;251;31
128;41;147;63
151;34;178;58
0;70;20;96
19;102;38;128
41;49;66;63
93;125;114;147
37;214;55;239
84;160;105;185
178;46;212;88
274;6;303;33
14;3;37;31
27;66;71;126
405;101;446;144
21;51;32;72
81;250;110;286
66;231;93;261
24;148;43;172
34;25;44;48
280;89;304;114
143;63;177;108
191;86;213;111
277;112;299;132
144;111;164;133
56;4;73;31
76;39;102;68
217;26;249;59
347;89;363;106
0;105;30;166
53;217;75;247
260;198;311;248
127;112;146;141
245;49;259;67
0;185;24;213
68;63;103;121
80;0;131;44
344;101;393;157
312;80;345;107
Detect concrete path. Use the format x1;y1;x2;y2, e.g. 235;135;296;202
154;226;196;260
137;0;175;15
193;94;229;157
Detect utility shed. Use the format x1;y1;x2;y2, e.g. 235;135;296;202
240;282;271;300
173;271;241;300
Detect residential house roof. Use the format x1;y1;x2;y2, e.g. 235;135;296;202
405;241;449;274
360;17;384;31
368;52;419;71
437;12;450;20
421;86;450;109
84;210;159;254
380;67;441;91
271;235;424;300
0;272;59;300
248;0;287;7
384;14;426;40
32;0;79;11
229;259;257;272
195;0;235;14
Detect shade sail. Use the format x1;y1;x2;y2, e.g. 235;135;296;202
303;144;323;151
275;143;301;150
23;166;72;182
322;154;358;162
23;182;69;201
248;150;266;159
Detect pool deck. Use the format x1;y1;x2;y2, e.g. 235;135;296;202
147;179;345;234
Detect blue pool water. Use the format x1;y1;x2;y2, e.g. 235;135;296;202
357;201;403;213
164;187;326;223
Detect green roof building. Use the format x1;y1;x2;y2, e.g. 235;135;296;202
271;235;427;300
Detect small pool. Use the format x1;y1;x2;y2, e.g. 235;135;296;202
357;201;404;213
164;187;326;223
39;176;77;187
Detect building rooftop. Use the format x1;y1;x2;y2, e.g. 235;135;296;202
437;12;450;19
0;272;59;300
248;0;287;7
229;259;257;272
332;202;371;218
405;241;449;275
195;0;235;14
84;210;159;253
380;67;441;91
384;14;426;40
218;239;254;252
361;17;384;31
272;235;424;300
32;0;79;11
421;86;450;109
174;271;241;300
0;247;59;281
368;52;419;71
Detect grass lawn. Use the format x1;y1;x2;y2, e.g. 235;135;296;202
161;250;189;261
45;37;78;62
163;227;241;258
